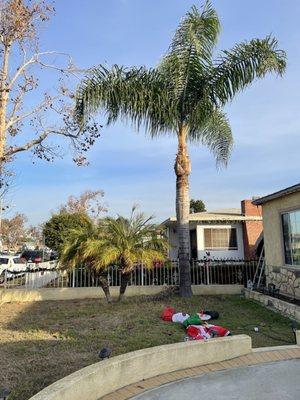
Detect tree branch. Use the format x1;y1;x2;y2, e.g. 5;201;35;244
3;130;50;160
7;89;24;124
9;51;83;90
8;56;36;90
6;94;59;129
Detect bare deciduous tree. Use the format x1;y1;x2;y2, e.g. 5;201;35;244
1;212;27;250
0;166;13;200
27;223;44;247
0;0;100;169
59;190;107;219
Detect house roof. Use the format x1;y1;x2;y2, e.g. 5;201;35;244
210;208;241;215
162;210;262;226
252;183;300;206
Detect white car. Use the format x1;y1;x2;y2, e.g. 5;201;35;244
0;255;27;282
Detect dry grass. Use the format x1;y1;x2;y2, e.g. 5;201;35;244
0;294;298;400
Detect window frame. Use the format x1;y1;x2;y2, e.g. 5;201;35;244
204;227;238;251
280;207;300;268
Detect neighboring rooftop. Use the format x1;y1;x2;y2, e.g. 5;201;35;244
162;209;262;225
210;208;241;215
252;183;300;206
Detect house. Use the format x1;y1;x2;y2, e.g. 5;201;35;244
162;200;262;260
252;183;300;300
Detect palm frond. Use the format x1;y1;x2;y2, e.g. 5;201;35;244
75;3;286;171
89;245;120;270
75;65;176;135
210;36;287;105
60;208;168;274
133;249;166;269
158;1;220;113
168;1;220;63
188;108;233;167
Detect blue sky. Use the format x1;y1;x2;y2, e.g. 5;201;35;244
10;0;300;224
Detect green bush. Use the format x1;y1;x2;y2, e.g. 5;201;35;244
43;212;91;254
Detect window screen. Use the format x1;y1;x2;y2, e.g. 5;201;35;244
204;228;237;250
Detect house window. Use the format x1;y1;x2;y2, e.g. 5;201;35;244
282;209;300;266
204;228;237;250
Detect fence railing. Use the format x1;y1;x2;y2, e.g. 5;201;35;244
0;259;257;290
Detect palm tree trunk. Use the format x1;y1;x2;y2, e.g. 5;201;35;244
119;271;131;301
174;124;193;297
99;274;113;303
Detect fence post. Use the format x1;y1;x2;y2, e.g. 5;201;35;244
107;268;110;287
141;263;144;286
204;258;210;285
72;268;75;288
207;264;210;285
4;269;7;289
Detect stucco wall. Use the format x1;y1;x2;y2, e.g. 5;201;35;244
261;191;300;299
262;191;300;267
29;335;252;400
167;226;179;259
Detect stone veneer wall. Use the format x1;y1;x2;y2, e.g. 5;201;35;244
266;265;300;300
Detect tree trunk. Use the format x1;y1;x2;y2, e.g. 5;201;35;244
0;44;11;163
119;271;131;301
174;124;193;297
99;274;113;303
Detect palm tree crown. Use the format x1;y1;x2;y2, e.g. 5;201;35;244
84;209;167;272
75;1;286;297
76;2;285;165
61;208;168;300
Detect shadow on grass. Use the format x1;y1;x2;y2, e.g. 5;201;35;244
0;295;298;400
0;337;97;400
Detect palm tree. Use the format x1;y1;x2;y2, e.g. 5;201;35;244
60;220;113;302
61;208;168;301
75;2;286;297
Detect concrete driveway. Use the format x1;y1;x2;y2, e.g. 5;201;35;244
132;359;300;400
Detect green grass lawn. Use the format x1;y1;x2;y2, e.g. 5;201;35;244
0;294;298;400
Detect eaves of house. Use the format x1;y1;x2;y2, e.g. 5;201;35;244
162;212;262;226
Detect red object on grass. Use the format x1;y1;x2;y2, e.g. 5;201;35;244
161;307;176;321
186;325;204;340
206;325;230;337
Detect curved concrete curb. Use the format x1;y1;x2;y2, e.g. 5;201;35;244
29;335;251;400
102;345;300;400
